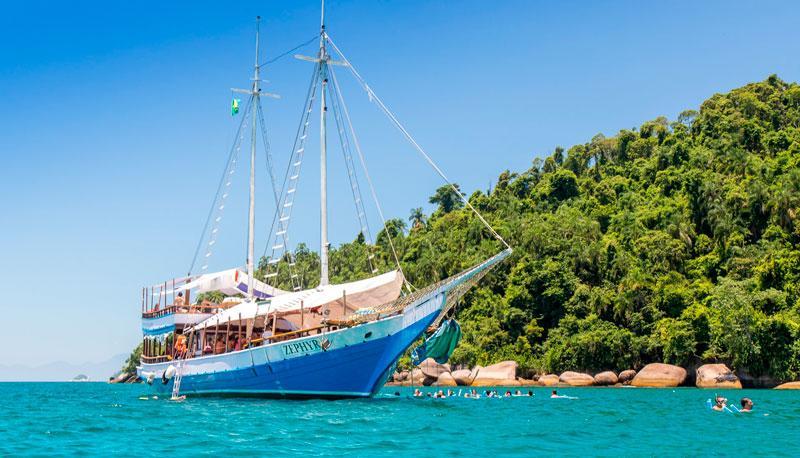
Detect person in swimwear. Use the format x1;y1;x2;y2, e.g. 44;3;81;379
551;390;559;398
712;396;727;411
740;397;753;412
413;388;424;397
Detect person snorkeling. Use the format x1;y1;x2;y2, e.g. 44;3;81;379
712;396;727;411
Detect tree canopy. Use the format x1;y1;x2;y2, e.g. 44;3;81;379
258;76;800;381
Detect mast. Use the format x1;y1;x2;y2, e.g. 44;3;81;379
247;17;261;299
318;0;330;287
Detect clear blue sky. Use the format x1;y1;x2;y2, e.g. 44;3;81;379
1;0;799;368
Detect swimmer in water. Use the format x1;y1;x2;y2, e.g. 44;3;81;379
413;388;424;397
550;390;559;398
504;390;512;397
712;396;727;411
527;390;533;397
447;389;455;397
740;397;754;412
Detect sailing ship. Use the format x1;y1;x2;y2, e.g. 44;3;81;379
137;3;511;399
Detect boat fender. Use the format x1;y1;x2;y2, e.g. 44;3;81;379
162;365;177;384
141;371;156;385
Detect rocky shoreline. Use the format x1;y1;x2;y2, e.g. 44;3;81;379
386;359;800;390
108;372;141;384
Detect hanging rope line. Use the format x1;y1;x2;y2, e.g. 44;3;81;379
257;98;301;284
328;64;413;290
188;95;254;276
262;62;323;290
326;68;377;274
325;34;511;250
259;36;318;69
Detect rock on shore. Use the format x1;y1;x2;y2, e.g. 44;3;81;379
471;361;518;386
775;381;800;389
559;371;594;386
695;364;741;389
618;370;637;385
451;368;477;386
538;374;560;386
593;371;618;386
434;372;458;387
631;363;687;387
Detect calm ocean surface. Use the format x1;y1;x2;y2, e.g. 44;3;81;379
0;383;798;456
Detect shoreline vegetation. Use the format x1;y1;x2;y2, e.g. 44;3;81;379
119;76;800;390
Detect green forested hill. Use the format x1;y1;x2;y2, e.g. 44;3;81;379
258;76;800;381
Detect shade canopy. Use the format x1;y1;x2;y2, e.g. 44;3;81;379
187;270;403;331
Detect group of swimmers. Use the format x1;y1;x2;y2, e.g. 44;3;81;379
409;388;578;399
710;396;754;413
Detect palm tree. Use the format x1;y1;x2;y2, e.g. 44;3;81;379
409;207;426;230
429;184;463;213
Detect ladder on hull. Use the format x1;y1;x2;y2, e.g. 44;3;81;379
171;360;186;401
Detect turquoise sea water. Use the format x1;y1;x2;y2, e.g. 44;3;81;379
1;383;798;456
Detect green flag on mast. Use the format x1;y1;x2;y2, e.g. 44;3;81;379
231;98;241;116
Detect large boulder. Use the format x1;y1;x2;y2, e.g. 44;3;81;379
517;378;539;386
419;358;451;379
695;364;741;389
618;370;637;385
451;368;477;386
393;371;409;383
410;368;426;385
434;372;458;387
775;381;800;390
471;361;518;386
538;374;560;386
631;363;687;387
594;371;619;386
559;371;595;386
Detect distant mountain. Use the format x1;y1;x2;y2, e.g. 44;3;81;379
0;354;128;382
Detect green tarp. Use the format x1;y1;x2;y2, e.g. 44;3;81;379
411;319;462;365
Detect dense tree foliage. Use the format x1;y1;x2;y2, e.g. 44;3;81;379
258;77;800;381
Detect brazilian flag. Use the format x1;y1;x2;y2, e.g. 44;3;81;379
231;98;240;116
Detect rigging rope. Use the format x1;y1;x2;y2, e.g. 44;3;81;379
328;64;413;291
257;99;300;284
259;36;318;69
325;69;377;274
188;95;254;276
262;62;323;290
325;34;511;250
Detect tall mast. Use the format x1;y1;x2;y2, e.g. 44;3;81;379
247;17;261;299
318;0;330;287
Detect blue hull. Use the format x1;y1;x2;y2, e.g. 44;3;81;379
149;309;438;399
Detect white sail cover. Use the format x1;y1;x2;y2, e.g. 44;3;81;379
176;269;289;299
188;270;403;330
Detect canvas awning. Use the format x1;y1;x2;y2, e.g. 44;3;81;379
187;270;403;331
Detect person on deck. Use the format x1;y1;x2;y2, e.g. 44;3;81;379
214;337;225;354
234;336;242;352
174;292;186;309
203;342;213;355
173;332;187;359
